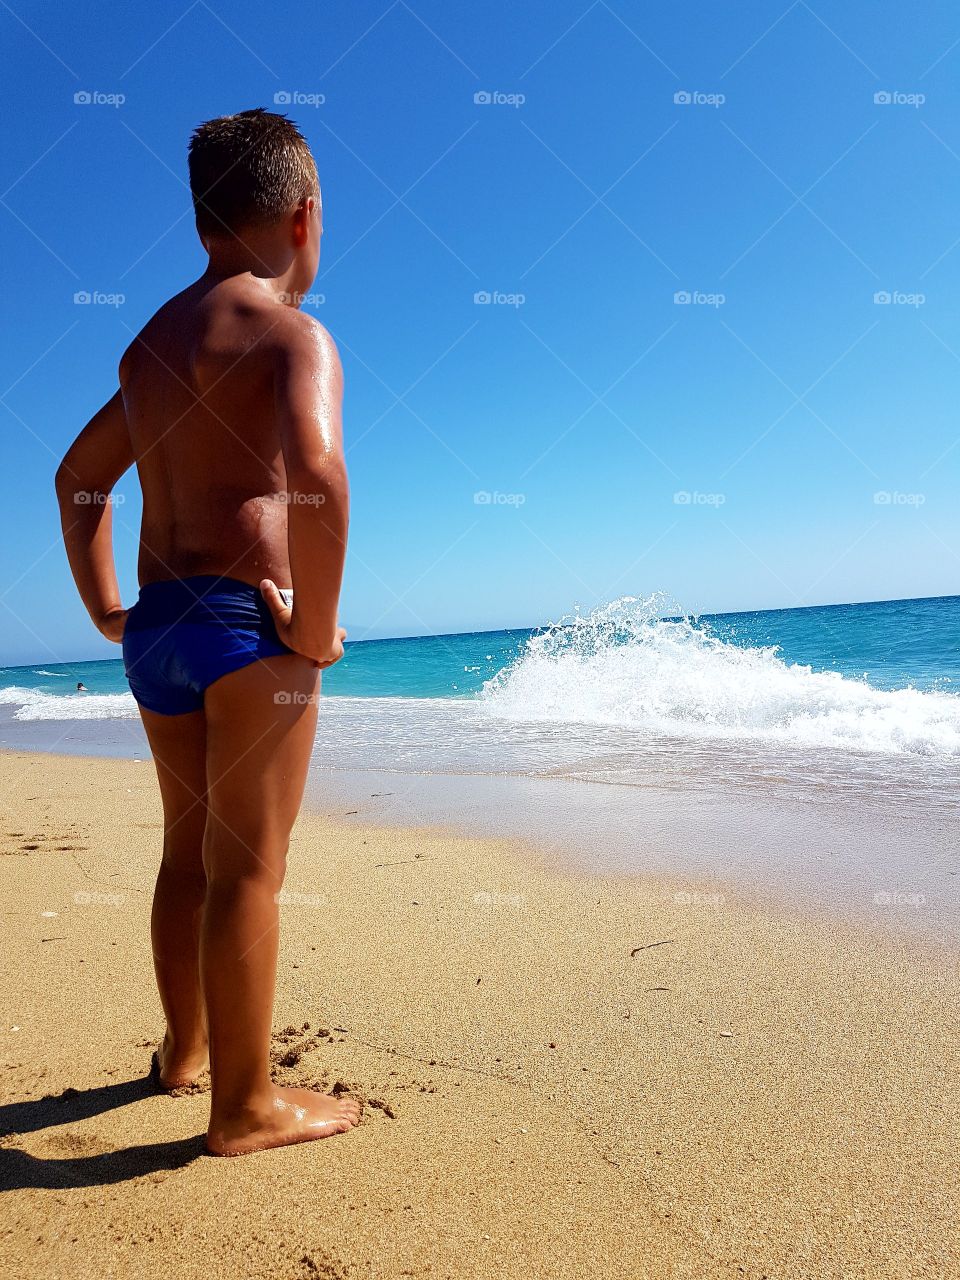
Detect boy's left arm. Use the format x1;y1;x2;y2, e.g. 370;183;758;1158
55;390;134;642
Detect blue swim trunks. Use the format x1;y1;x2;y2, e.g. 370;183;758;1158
122;575;294;716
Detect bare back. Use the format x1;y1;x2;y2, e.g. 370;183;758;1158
120;278;300;589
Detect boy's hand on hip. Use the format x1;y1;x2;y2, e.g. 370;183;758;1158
98;607;128;644
260;579;346;669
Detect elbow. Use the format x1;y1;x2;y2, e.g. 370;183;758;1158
55;456;115;510
55;457;90;508
54;459;76;503
286;462;349;510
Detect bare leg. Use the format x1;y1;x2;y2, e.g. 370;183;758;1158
200;655;361;1156
139;705;210;1087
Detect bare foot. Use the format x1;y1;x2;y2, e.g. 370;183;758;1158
151;1033;210;1094
206;1086;363;1156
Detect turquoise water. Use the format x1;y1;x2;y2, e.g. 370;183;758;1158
3;594;959;705
3;593;960;781
6;593;956;935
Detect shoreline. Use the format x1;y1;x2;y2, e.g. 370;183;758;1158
1;750;958;1277
1;727;957;945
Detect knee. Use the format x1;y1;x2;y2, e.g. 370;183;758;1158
157;856;207;900
202;815;289;884
160;806;206;868
202;843;288;892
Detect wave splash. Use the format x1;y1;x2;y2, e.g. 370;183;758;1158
480;595;960;757
0;686;137;721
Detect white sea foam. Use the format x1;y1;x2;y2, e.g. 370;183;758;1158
480;595;960;757
0;685;137;721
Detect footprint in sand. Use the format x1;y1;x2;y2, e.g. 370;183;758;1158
40;1131;107;1156
269;1024;403;1120
296;1253;350;1280
3;830;90;854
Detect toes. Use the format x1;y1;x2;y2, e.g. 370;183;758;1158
333;1103;360;1128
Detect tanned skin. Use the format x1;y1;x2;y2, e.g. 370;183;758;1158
55;192;361;1155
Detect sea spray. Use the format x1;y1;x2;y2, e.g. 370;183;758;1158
0;685;137;721
480;595;960;756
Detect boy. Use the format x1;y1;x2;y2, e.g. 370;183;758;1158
55;109;360;1156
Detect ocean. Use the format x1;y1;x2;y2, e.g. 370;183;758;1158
2;593;958;933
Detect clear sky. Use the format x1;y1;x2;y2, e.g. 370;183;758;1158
2;0;960;664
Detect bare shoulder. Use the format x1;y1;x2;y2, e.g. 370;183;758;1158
117;287;196;384
269;308;341;373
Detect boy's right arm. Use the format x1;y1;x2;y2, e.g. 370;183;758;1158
55;390;133;642
261;315;349;667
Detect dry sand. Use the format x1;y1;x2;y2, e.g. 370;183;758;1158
0;750;957;1279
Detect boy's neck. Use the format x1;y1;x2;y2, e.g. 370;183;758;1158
201;257;302;307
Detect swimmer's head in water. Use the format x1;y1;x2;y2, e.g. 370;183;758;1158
188;108;320;242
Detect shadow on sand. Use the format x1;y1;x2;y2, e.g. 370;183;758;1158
0;1072;205;1189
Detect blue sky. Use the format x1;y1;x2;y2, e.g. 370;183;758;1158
2;0;960;664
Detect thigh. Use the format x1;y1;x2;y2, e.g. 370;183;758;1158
201;655;320;881
138;706;208;868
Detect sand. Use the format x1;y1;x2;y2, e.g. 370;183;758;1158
0;750;957;1279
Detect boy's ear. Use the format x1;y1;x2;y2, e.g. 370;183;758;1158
291;196;316;248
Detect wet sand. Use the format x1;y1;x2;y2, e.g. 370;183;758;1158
1;750;957;1279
